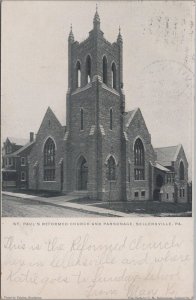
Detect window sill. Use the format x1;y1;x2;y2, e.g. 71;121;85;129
43;181;56;183
21;180;26;182
134;180;146;182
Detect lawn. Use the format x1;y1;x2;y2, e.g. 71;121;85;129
91;200;192;215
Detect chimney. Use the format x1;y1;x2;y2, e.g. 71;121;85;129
30;132;34;142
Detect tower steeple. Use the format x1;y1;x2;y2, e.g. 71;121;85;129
68;24;74;43
93;4;100;30
117;26;123;43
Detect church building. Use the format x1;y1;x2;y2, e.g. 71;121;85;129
26;9;189;203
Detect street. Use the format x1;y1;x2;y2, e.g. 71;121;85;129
2;195;103;217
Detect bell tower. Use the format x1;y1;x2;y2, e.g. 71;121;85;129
65;7;125;201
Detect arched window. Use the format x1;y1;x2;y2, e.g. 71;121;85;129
110;108;113;130
76;61;81;88
179;161;185;180
107;156;116;180
44;138;55;181
111;62;117;89
103;56;107;84
86;55;91;84
80;108;84;130
134;138;145;180
77;156;88;190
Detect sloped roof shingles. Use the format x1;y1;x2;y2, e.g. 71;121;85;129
123;108;139;128
154;145;181;166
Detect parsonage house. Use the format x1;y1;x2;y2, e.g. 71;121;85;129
2;9;191;203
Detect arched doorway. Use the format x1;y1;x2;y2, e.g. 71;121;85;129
77;156;88;190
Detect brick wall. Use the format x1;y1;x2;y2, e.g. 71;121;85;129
98;84;123;201
65;82;98;196
29;108;65;192
125;109;156;201
66;25;124;201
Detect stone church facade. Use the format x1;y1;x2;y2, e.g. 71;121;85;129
27;9;189;203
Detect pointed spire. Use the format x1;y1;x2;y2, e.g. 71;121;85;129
117;25;123;43
93;4;100;30
68;23;74;42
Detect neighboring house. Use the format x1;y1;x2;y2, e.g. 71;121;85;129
2;133;35;189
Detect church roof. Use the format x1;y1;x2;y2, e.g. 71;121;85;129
154;162;172;173
124;108;139;128
37;106;63;135
154;145;181;166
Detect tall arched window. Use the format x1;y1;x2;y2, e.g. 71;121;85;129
111;62;117;89
103;56;107;84
179;161;185;180
86;55;91;84
134;138;145;180
80;108;84;130
76;61;81;88
44;137;55;181
107;156;116;180
110;108;113;130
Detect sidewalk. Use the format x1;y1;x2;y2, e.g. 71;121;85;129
2;191;142;217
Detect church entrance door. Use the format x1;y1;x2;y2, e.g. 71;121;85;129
77;156;88;191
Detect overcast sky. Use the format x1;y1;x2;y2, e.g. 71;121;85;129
2;1;194;177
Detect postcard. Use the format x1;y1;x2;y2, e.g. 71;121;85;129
1;1;194;299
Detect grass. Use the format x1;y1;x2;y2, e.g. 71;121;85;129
3;188;192;216
91;200;192;215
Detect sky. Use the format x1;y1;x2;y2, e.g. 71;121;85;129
2;1;194;178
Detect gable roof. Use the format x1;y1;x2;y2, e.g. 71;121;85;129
154;145;182;166
6;137;28;146
124;108;139;128
5;141;35;157
37;106;63;135
154;162;172;173
46;106;62;127
13;141;35;156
